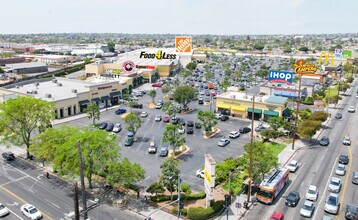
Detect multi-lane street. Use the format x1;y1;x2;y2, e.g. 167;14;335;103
247;84;358;219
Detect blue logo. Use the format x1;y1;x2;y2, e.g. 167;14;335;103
268;70;293;85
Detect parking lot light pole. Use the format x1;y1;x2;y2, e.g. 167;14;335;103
247;94;255;205
177;173;181;220
77;140;88;220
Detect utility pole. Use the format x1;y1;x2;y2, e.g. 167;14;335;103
77;140;88;220
73;182;80;220
227;172;232;220
247;94;255;205
177;174;181;220
292;74;302;150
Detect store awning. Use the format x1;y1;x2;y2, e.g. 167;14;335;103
110;91;121;97
231;106;246;112
247;108;262;114
79;100;90;106
273;90;282;96
217;104;231;109
101;95;110;101
264;110;279;117
282;108;292;116
91;98;101;103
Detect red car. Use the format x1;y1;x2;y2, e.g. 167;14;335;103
270;212;284;220
163;116;170;123
152;83;162;87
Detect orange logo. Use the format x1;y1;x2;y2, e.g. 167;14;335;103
294;60;317;74
175;36;192;53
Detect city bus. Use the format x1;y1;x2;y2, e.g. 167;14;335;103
256;167;289;204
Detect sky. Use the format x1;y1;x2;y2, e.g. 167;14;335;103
1;0;357;35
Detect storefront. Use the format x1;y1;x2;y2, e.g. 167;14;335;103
247;108;262;120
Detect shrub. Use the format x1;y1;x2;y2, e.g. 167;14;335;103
181;184;191;195
187;200;225;220
172;206;187;216
146;182;165;195
150;191;206;202
309;111;328;122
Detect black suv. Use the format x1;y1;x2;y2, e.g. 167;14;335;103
131;103;143;109
239;127;251;134
195;122;202;129
319;136;330;146
339;154;349;164
220;115;229;121
2;151;15;161
187;121;194;127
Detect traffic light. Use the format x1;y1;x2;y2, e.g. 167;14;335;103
224;194;231;207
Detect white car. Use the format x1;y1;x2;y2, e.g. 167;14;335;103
287;160;299;172
140;112;148;118
132;96;139;101
155;103;162;109
328;177;342;193
215;113;223;119
300;200;315;218
112;123;122;133
178;126;185;134
154;115;162;122
21;204;42;220
348;106;355;113
196;169;205;178
0;203;10;217
324;193;340;215
305;185;318;201
343;136;351;145
229;131;240;139
335;164;346;176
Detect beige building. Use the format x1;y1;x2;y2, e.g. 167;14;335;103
216;92;289;121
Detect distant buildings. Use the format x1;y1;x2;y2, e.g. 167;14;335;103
5;62;48;74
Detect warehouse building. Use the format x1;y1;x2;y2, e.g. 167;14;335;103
5;62;48;74
216;92;289;121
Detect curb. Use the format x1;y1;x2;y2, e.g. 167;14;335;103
172;145;191;159
203;128;221;139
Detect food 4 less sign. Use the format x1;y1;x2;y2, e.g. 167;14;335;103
140;50;177;60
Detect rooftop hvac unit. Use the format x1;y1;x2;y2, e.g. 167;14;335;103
45;93;52;98
35;82;40;86
32;90;38;94
71;89;77;93
57;83;62;87
15;85;20;89
52;79;57;83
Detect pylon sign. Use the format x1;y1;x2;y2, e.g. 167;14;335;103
318;52;335;66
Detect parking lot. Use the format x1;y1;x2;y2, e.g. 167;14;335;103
63;85;257;192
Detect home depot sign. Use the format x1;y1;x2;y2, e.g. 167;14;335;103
175;36;192;53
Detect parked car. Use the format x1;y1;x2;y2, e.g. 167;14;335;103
343;136;351;145
106;123;114;132
148;142;157;154
155;103;162;109
196;169;205;178
0;203;10;217
140;112;148;118
159;147;168;157
255;125;267;132
305;185;318;201
215;113;223;119
335;164;346;176
178;126;185;134
287;160;299;172
124;137;134;146
112;123;122;133
328;177;342;193
131;103;143;109
115;108;126;115
98;122;108;130
345;204;358;220
218;138;230;147
324;193;340;215
179;119;186;126
155;115;162;122
163;116;170;123
2;151;15;161
352;172;358;184
339;154;349;164
187;127;194;134
198;98;204;105
195;122;202;129
152;83;162;87
220;115;229;121
319;136;330;146
127;131;134;137
20;204;42;220
300;200;315;218
285;191;300;207
335;113;342;119
270;211;284;220
229;131;240;139
348;106;355;113
187;121;194;127
239;127;251;134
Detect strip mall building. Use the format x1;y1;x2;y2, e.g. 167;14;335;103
216;91;289;121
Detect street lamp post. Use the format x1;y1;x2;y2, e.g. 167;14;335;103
177;174;181;220
247;94;255;205
77;140;88;220
292;73;302;150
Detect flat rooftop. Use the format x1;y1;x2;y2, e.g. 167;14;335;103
217;91;288;105
5;62;47;69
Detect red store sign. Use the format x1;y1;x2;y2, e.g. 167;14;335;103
97;86;113;90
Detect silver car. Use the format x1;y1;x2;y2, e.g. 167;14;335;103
300;200;315;218
324;193;339;215
112;123;122;133
335;164;346;176
305;185;318;201
328;177;342;193
218;138;230;147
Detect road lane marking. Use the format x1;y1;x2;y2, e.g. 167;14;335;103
336;146;353;219
51;203;60;209
0;176;29;187
7;208;24;220
0;185;53;220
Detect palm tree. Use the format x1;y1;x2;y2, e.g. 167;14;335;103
148;89;157;104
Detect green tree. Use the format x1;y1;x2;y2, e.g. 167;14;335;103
298;109;312;121
197;110;218;133
220;79;230;91
161;83;171;94
162;123;186;153
283;46;292;53
243;141;278;180
159;157;181;201
147;182;165;196
83;57;91;64
297;120;321;139
126;97;139;113
0;96;53;159
148;89;157;104
205;71;214;81
107;42;115;52
180;69;191;80
162;101;180;119
267;116;284;131
124;113;143;136
186;62;197;71
173;85;196;109
84;102;100;126
253;43;265;50
0;67;4;73
299;46;309;52
95;53;103;58
173;78;180;88
256;69;268;78
106;158;145;188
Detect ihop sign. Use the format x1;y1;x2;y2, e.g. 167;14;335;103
268;70;293;85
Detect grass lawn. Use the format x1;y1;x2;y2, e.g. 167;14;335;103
265;142;286;158
325;85;338;99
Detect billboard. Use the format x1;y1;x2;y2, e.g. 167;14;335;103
204;154;216;208
268;70;293;85
318;52;335;66
343;50;352;59
334;49;343;59
175;36;192;53
294;60;317;75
